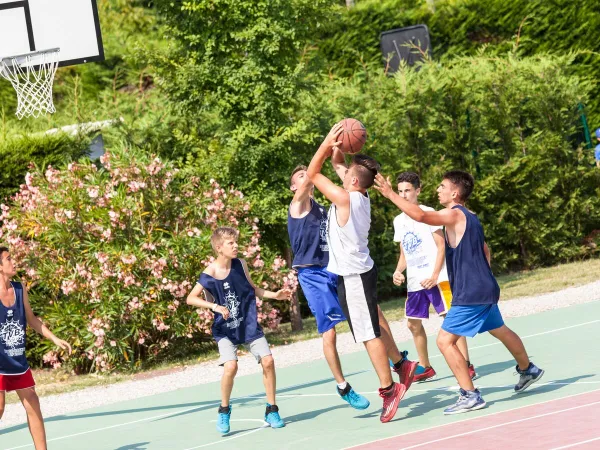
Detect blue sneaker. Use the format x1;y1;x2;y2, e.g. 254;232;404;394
337;384;370;410
216;405;231;434
515;362;544;394
443;389;486;415
264;404;285;428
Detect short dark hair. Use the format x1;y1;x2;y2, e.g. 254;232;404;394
350;154;381;189
443;170;474;201
396;172;420;189
290;165;307;186
0;247;8;262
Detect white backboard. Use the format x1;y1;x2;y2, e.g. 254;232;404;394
0;0;104;67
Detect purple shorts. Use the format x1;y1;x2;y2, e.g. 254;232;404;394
406;281;452;320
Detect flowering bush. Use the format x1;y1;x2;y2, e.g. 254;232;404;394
0;145;297;372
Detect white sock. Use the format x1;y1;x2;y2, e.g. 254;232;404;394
337;381;348;390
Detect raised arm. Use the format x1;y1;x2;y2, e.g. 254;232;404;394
240;259;291;300
374;174;462;227
307;124;349;208
331;147;348;182
290;171;314;218
187;281;230;319
23;287;71;354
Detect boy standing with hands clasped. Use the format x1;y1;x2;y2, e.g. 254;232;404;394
187;227;291;434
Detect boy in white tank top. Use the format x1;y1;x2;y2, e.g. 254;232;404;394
306;123;417;423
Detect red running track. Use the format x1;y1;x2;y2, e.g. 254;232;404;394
349;388;600;450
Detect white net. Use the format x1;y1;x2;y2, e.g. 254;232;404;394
0;48;60;119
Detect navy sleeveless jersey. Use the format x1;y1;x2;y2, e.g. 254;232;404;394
287;198;329;268
198;259;264;345
445;206;500;306
0;282;30;375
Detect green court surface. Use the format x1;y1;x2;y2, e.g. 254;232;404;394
2;300;599;450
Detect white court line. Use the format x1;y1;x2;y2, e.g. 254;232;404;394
343;387;600;449
181;420;270;450
398;401;600;450
550;437;600;450
427;318;600;360
5;318;600;449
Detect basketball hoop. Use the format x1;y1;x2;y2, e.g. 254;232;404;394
0;48;60;119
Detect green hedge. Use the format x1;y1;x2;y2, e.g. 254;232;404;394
316;53;600;297
0;133;90;201
317;0;600;123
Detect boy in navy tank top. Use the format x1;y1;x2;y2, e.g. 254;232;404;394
0;246;72;449
375;171;544;415
186;227;291;435
288;164;369;410
307;124;418;424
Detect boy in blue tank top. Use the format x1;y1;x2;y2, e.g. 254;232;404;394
186;227;291;434
288;164;369;410
375;171;544;415
0;246;72;449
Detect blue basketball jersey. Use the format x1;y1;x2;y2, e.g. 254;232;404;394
287;198;329;268
445;206;500;306
0;281;30;375
198;258;264;345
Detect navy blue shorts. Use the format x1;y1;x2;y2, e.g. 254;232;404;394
442;304;504;337
297;266;346;334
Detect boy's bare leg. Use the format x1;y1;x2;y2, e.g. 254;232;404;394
407;319;431;367
322;327;345;384
221;360;238;406
363;338;394;388
377;306;403;364
437;329;475;391
261;355;277;405
488;325;530;370
17;388;47;450
457;336;470;363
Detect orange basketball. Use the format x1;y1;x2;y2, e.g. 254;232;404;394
336;118;367;154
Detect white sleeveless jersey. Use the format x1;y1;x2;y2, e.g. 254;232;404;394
326;191;374;276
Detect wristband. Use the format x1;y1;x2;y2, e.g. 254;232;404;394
212;303;217;312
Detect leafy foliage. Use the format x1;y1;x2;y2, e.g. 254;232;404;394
1;144;296;372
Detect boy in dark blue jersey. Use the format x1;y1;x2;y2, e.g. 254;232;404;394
288;162;369;410
375;171;544;415
0;246;71;450
187;227;291;434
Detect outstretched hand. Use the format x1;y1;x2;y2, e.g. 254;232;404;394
374;173;394;198
53;337;72;355
319;123;344;158
274;289;293;301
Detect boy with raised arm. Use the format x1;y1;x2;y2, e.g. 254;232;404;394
0;246;72;450
307;124;417;423
288;165;369;409
375;170;544;414
392;172;477;382
186;227;290;434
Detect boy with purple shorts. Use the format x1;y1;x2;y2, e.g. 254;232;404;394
376;170;545;415
392;172;476;382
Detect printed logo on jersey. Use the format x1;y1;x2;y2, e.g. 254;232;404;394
0;316;26;357
402;231;423;255
319;218;329;252
223;290;243;329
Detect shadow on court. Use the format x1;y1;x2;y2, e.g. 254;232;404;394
114;443;150;450
0;371;368;436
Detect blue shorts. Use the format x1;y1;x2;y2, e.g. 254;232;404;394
442;304;504;337
297;266;346;334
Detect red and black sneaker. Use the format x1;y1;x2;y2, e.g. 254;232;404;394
413;366;437;383
393;357;418;392
378;382;406;423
